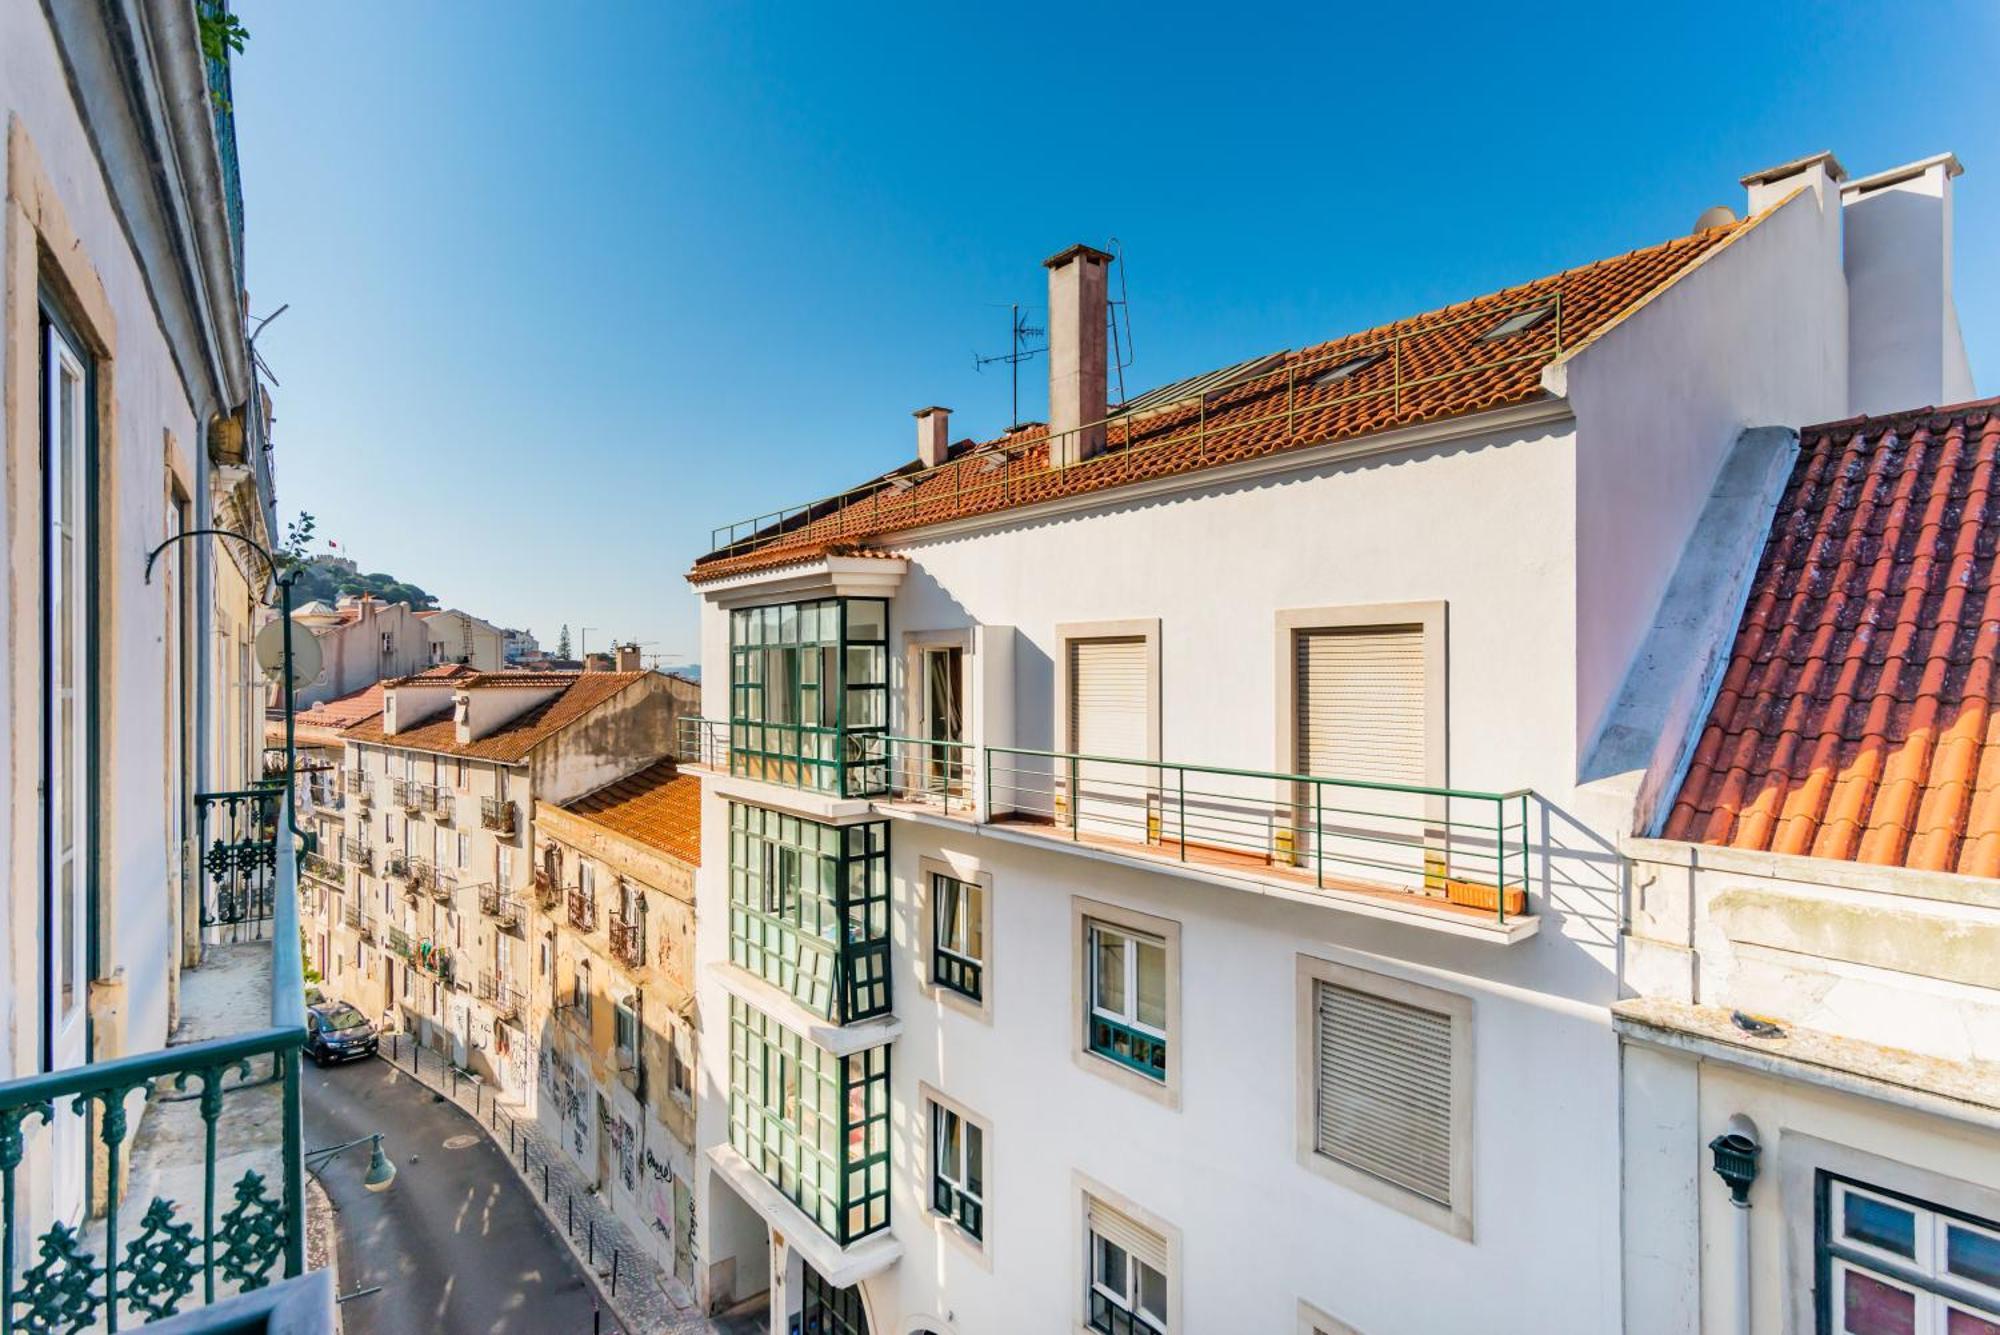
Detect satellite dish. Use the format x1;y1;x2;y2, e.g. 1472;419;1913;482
256;618;324;690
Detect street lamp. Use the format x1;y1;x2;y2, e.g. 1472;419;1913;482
305;1132;397;1192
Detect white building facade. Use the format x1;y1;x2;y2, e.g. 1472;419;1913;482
679;148;1977;1334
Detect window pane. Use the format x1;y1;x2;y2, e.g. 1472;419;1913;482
1845;1192;1919;1259
1138;1261;1167;1321
964;1122;983;1196
1948;1307;2000;1335
1136;940;1167;1030
963;884;984;957
1842;1269;1916;1335
940;1107;960;1178
1949;1223;2000;1292
1094;1236;1127;1293
1094;930;1126;1015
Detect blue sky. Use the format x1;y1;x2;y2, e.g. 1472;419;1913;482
234;2;2000;661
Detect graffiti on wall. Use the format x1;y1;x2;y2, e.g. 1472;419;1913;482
609;1113;636;1192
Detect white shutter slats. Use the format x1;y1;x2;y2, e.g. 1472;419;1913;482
1296;627;1426;784
1086;1196;1169;1273
1070;638;1148;760
1314;980;1455;1208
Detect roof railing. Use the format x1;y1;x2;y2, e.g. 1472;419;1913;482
703;291;1564;559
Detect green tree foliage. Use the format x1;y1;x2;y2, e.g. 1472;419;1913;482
556;624;572;658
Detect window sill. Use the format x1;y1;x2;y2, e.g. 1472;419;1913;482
1074;1045;1179;1112
706;771;878;824
707;961;902;1057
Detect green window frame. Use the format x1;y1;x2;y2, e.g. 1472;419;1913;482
1087;922;1168;1081
728;998;891;1245
728;598;888;797
931;873;983;1002
930;1100;984;1240
728;804;891;1023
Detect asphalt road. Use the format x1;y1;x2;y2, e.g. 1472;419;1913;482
304;1054;614;1335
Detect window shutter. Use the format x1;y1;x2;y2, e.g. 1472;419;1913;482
1086;1196;1169;1273
1314;979;1455;1207
1069;638;1149;760
1296;626;1426;782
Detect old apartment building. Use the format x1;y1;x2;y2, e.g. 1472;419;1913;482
301;668;694;1111
534;760;703;1292
676;148;1989;1335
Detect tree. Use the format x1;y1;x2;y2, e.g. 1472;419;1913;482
275;511;316;574
556;624;572;658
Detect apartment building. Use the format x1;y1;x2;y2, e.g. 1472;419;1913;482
533;760;702;1292
290;592;431;707
676;148;1977;1334
303;669;694;1110
0;2;329;1326
419;606;507;671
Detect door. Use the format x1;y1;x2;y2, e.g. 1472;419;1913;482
42;314;91;1225
1066;637;1150;843
918;646;964;797
1294;625;1434;889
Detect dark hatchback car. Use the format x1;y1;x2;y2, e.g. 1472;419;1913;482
305;1002;379;1065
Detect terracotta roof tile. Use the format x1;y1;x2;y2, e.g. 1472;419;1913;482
1664;398;2000;876
340;671;650;763
691;215;1764;583
561;761;701;866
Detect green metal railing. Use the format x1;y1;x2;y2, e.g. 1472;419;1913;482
193;790;278;935
706;292;1565;559
0;806;306;1331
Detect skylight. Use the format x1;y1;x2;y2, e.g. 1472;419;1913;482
1478;304;1554;342
1312;352;1386;387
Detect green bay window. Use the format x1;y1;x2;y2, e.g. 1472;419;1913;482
729;804;891;1023
729;597;888;796
729;998;890;1244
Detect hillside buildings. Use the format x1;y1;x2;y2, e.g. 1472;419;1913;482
420;606;506;671
675;147;1992;1335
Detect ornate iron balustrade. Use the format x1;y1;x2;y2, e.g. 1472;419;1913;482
422;787;452;823
404;858;435;895
0;800;306;1331
608;914;645;970
427;867;456;904
475;884;521;929
339;838;371;875
300;851;342;885
475;974;520;1022
194;790;278;935
391;780;421;812
478;798;515;836
566;887;597;934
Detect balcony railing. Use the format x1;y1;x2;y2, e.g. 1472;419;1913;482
428;866;456;904
340;837;372;875
475;973;521;1022
383;850;409;880
391;780;422;812
476;884;522;930
608;913;644;970
194;788;279;935
0;802;307;1330
674;716;729;772
567;888;597;934
479;797;516;836
386;927;412;959
404;857;435;895
342;901;363;931
422;786;453;824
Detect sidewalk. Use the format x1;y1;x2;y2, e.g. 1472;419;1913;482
376;1034;736;1335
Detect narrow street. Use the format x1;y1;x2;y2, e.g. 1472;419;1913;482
305;1055;610;1335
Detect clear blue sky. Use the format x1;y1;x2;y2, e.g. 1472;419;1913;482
234;2;2000;661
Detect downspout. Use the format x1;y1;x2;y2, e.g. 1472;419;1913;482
1709;1115;1762;1335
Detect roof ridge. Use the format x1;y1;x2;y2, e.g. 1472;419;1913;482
1799;395;2000;442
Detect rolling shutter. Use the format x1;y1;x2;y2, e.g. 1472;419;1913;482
1069;638;1148;760
1085;1195;1168;1273
1296;626;1426;782
1314;979;1455;1207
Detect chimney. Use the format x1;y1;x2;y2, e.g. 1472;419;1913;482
914;406;951;469
1839;153;1973;415
1740;149;1847;217
1044;244;1113;467
614;642;643;672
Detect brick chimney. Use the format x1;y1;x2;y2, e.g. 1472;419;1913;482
1044;244;1113;467
614;642;644;672
915;406;951;468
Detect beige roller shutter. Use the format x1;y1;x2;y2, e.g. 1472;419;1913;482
1314;979;1454;1207
1085;1194;1168;1273
1296;626;1426;782
1069;638;1148;760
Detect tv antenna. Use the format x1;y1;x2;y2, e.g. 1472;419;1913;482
974;304;1046;429
1107;239;1135;407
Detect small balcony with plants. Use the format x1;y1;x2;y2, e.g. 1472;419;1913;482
608;911;645;972
476;883;522;930
479;797;517;837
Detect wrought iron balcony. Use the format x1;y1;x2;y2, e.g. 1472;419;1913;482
479;797;516;836
531;866;559;910
342;901;363;931
383;850;409;880
301;850;342;884
404;857;435;894
386;926;412;959
422;786;453;823
391;779;422;811
340;837;372;874
476;883;522;929
428;866;456;904
475;973;521;1022
352;781;372;811
0;798;310;1329
608;913;645;970
566;887;597;934
194;789;280;935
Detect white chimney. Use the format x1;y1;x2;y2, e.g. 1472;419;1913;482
1044;244;1113;467
1840;153;1973;416
915;406;951;468
1740;149;1846;217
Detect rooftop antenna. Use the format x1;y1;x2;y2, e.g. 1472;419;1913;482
974;303;1046;429
1107;239;1134;407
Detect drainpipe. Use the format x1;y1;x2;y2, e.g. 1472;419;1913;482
1709;1115;1762;1335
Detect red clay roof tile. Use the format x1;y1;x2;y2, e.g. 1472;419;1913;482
560;761;701;867
1664;398;2000;876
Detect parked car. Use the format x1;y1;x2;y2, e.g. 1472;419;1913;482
305;1002;379;1065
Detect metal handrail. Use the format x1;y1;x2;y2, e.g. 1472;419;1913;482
706;291;1564;557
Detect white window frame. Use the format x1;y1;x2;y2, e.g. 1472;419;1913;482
1294;953;1474;1239
920;1082;991;1266
1074;1174;1179;1335
1071;898;1180;1109
1298;1299;1362;1335
917;855;992;1022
